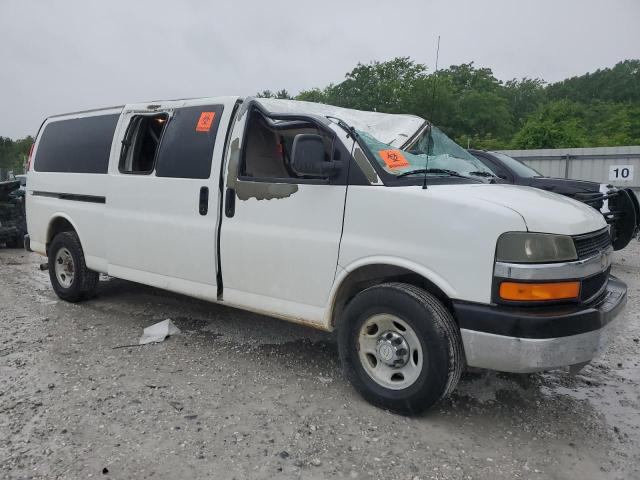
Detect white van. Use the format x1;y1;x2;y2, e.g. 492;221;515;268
25;97;627;414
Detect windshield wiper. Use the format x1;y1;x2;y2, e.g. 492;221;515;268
396;168;480;181
468;171;496;178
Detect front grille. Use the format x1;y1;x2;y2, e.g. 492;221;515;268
581;267;610;301
573;228;611;260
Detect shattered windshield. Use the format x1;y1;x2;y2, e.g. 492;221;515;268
358;125;495;180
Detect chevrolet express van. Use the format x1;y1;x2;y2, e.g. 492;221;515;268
25;97;627;414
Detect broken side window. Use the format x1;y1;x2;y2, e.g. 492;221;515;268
119;114;168;174
240;111;333;181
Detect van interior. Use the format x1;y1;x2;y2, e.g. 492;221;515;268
241;111;334;180
119;114;168;174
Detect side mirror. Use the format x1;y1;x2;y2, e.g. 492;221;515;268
291;134;341;177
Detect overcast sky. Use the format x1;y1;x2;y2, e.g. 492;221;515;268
1;0;639;138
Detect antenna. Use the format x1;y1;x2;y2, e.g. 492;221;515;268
423;35;441;190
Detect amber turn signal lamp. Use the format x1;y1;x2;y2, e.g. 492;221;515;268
499;281;580;301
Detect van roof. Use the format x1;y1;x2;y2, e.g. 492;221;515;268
254;98;427;147
45;96;241;120
44;97;428;148
48;105;125;119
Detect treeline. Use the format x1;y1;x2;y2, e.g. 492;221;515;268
0;136;33;175
258;58;640;150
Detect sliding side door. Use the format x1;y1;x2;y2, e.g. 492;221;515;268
106;98;236;300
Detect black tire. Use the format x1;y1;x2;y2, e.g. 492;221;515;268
48;231;99;302
338;282;464;415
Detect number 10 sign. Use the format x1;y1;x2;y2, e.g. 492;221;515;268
609;165;634;182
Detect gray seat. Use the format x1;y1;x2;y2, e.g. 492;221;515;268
244;117;289;179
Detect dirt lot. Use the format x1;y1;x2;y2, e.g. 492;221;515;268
1;243;639;480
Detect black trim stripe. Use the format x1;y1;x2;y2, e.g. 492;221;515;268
32;191;106;204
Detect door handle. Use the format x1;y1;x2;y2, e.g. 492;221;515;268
199;186;209;215
225;188;236;218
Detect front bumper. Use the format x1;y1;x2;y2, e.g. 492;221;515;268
453;277;627;373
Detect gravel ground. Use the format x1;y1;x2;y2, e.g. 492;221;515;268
1;242;639;480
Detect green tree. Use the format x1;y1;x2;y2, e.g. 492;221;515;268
418;64;514;145
320;57;427;112
586;102;640;146
512;100;589;148
456;91;513;139
503;77;546;127
0;136;33;174
439;62;503;94
296;87;330;103
546;60;640;104
255;89;293;99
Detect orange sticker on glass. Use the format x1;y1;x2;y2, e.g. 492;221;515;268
379;149;409;169
196;112;216;132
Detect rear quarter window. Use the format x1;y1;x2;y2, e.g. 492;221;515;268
35;114;119;174
154;105;224;179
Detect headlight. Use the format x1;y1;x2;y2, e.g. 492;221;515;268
496;232;577;263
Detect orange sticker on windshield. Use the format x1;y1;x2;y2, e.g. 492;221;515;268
196;112;216;132
379;149;409;169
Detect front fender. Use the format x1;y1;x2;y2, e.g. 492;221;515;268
323;256;458;328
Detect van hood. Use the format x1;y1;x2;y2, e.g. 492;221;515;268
464;184;606;235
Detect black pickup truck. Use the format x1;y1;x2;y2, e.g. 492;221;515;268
469;149;640;251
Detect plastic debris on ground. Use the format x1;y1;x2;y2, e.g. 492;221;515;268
139;319;181;345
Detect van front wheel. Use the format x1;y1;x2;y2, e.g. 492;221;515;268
48;232;99;302
338;283;464;415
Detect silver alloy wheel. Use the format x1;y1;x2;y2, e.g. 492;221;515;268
357;314;424;390
54;247;75;289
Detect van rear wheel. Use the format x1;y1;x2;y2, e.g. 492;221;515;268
338;283;464;415
48;232;99;302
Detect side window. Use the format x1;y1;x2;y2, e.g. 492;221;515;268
35;114;119;174
240;111;334;181
119;114;168;174
155;105;224;179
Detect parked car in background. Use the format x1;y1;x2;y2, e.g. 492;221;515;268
24;98;628;414
469;149;640;251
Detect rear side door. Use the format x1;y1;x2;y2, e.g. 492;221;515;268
106;98;237;300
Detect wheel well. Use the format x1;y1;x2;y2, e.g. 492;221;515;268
46;217;76;255
331;264;454;330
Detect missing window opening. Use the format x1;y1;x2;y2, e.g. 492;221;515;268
119;113;168;174
240;111;335;181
